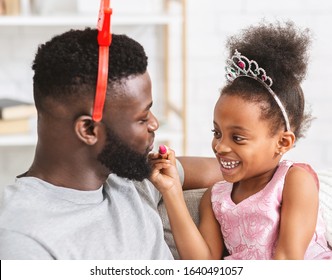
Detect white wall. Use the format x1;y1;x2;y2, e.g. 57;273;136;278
0;0;332;187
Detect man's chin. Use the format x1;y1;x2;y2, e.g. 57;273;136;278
98;128;152;181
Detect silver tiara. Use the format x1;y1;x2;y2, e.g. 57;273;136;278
225;49;290;131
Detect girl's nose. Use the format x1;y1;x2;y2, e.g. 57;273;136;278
214;139;232;155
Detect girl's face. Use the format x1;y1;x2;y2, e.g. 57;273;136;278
211;94;281;183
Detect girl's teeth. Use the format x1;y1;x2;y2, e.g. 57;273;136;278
220;160;240;169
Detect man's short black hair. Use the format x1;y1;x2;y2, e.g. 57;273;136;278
32;28;148;110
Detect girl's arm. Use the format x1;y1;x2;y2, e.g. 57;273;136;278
198;187;225;259
149;148;223;259
273;165;319;259
177;157;224;190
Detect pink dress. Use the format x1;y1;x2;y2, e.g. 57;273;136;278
211;160;332;260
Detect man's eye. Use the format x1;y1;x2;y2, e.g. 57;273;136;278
139;113;150;123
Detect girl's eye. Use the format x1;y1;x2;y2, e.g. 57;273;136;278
233;135;245;142
211;129;221;139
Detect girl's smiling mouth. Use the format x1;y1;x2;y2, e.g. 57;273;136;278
220;158;240;169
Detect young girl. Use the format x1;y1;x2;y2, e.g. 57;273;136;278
149;21;332;259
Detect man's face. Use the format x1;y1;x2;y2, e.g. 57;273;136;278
97;125;153;181
97;71;159;181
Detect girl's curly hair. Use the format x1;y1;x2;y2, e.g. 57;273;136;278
222;21;313;140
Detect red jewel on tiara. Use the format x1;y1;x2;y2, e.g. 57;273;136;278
238;61;245;69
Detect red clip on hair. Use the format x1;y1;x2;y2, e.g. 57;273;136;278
92;0;113;122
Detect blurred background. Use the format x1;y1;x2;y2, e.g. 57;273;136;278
0;0;331;187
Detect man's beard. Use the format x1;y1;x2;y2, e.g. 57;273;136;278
97;126;152;181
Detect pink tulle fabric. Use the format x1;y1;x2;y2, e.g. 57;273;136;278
211;160;332;259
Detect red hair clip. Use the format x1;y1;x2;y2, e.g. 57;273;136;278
92;0;112;122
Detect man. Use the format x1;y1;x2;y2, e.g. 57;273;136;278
0;28;222;259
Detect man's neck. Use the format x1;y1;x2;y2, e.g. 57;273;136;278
26;153;109;191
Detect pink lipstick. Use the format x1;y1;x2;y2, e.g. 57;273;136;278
158;145;168;159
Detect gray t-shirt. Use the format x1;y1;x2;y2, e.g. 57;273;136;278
0;163;184;259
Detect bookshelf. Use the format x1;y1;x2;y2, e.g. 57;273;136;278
0;0;187;153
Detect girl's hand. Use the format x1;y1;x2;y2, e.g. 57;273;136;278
148;146;182;195
150;146;223;260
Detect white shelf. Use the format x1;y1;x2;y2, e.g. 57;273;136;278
0;133;37;146
0;14;181;26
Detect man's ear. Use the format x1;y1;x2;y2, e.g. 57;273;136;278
276;131;296;155
74;115;104;145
